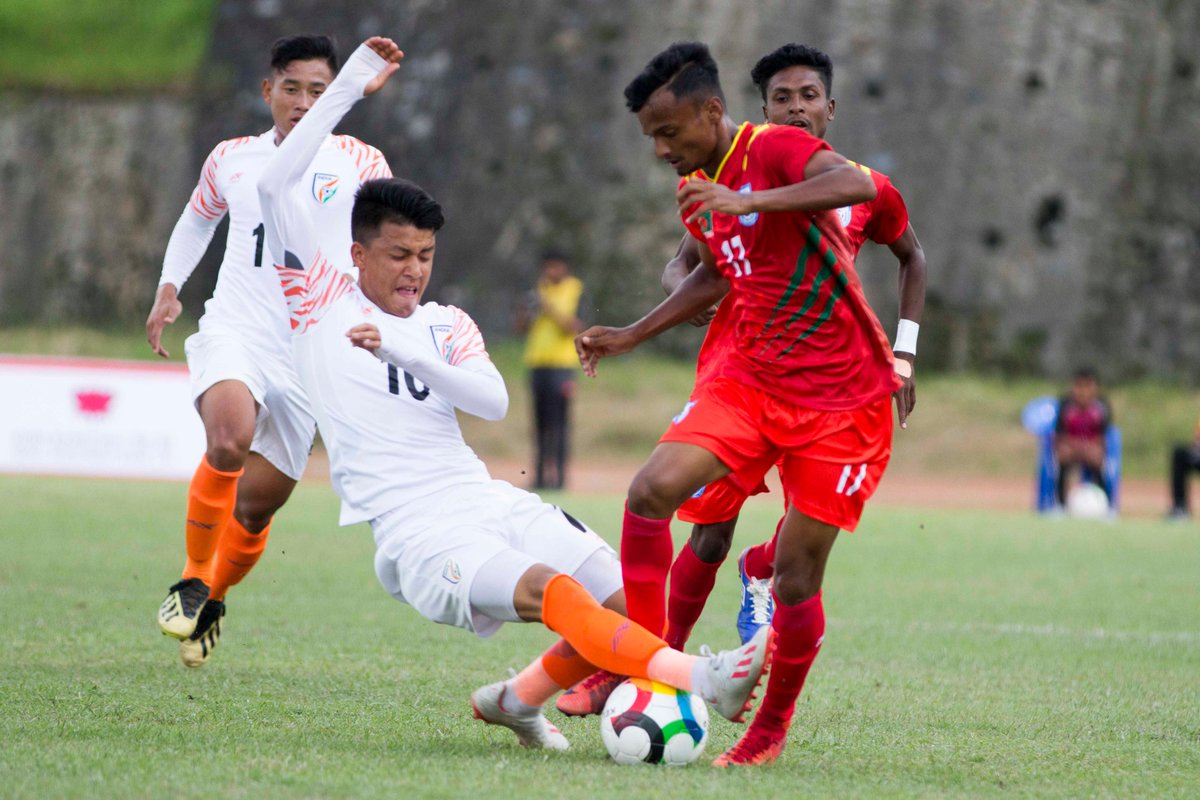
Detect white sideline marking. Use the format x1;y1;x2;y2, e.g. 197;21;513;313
836;618;1200;647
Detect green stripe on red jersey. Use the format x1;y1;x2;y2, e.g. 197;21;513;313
752;223;820;354
780;265;850;357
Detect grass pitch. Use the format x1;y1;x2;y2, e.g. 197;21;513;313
1;476;1197;798
0;1;215;91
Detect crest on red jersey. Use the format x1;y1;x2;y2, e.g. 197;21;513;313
737;183;759;226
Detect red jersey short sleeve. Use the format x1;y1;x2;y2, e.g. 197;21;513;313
842;167;909;256
749;124;831;186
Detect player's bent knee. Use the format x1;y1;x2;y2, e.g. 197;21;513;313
773;569;820;607
512;563;559;623
232;504;273;533
204;421;254;471
689;521;735;563
627;470;689;518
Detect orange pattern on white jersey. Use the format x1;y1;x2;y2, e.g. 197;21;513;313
275;251;354;335
445;306;490;366
332;135;392;182
188;136;254;220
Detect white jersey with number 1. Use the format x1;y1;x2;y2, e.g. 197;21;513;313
160;127;391;350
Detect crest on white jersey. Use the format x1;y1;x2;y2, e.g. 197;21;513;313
737;183;759;226
836;206;852;227
312;172;340;205
442;558;462;584
429;324;453;359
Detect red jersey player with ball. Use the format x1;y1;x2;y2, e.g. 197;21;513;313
576;42;898;766
659;42;927;654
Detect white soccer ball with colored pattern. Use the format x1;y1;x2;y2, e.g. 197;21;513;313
599;678;708;766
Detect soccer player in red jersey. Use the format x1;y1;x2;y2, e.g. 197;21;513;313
575;42;898;766
658;43;927;656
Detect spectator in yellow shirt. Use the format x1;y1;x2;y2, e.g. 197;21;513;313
522;252;584;490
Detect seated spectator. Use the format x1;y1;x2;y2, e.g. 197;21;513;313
1168;414;1200;519
1054;368;1113;507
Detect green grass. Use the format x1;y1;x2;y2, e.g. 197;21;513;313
0;1;216;91
1;476;1197;797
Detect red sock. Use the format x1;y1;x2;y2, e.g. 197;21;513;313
664;542;723;650
742;518;783;580
620;503;674;636
755;590;825;732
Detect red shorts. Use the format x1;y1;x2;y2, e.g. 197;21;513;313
660;378;893;531
676;471;770;525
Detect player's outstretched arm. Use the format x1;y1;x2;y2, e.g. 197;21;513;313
347;322;509;420
258;38;402;274
679;149;875;225
577;246;728;377
888;223;926;428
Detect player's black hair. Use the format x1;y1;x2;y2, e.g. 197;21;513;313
270;34;339;74
540;249;570;265
1073;366;1099;382
623;41;725;113
750;43;834;101
352;179;445;243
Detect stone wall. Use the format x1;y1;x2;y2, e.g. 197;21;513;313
0;94;195;324
2;0;1198;378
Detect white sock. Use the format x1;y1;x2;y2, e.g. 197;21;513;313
690;658;715;702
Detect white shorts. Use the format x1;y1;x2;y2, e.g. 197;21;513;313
184;328;316;481
370;480;621;638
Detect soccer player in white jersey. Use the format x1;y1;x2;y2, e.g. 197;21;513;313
147;35;391;667
254;35;771;752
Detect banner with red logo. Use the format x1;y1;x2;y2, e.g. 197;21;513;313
0;355;204;480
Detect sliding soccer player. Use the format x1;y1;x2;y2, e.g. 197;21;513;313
149;35;391;667
256;36;768;753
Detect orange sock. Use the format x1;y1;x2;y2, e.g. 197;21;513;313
181;456;243;585
209;517;271;601
541;639;600;691
510;639;596;708
541;574;668;682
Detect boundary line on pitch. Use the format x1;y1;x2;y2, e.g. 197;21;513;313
834;618;1200;646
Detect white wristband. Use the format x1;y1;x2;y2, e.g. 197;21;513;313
894;319;919;356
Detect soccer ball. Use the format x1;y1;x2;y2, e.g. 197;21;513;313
599;678;708;766
1066;482;1110;519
